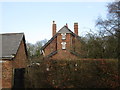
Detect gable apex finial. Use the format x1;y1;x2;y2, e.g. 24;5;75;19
66;23;68;28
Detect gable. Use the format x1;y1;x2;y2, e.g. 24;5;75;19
41;26;81;51
0;33;25;59
41;34;58;50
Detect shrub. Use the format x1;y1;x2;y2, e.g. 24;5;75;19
24;59;119;88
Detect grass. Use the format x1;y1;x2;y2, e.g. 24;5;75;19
24;59;119;88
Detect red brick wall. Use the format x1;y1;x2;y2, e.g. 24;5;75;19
51;33;77;59
51;50;77;60
12;39;27;68
2;61;13;88
44;33;78;60
44;37;57;56
57;33;71;50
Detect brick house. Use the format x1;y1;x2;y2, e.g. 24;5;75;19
0;33;27;88
41;21;81;60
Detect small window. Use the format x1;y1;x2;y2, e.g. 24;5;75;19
61;33;66;40
61;42;66;50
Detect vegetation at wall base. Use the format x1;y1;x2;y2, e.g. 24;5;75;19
24;59;119;88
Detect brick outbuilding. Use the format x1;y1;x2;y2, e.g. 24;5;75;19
0;33;27;88
41;21;81;60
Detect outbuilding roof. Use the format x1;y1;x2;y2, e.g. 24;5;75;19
0;33;25;60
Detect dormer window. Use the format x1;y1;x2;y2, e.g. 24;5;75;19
61;33;66;40
61;42;66;50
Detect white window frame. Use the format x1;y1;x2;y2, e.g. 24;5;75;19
61;42;66;50
61;33;66;40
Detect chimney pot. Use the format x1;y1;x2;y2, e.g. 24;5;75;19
53;21;55;24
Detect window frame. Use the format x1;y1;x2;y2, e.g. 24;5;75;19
61;42;66;50
61;33;66;40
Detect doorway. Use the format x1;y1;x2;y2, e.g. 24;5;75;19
13;68;25;88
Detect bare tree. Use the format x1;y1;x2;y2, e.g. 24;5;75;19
96;2;119;37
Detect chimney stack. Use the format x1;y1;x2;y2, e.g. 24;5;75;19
52;21;56;36
74;22;78;35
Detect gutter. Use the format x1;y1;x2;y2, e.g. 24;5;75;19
0;55;15;60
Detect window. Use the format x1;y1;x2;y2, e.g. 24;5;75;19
61;33;66;40
61;42;66;50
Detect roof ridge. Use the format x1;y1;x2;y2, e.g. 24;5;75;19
0;32;24;35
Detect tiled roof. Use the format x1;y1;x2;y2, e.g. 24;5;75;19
0;33;24;59
57;26;72;33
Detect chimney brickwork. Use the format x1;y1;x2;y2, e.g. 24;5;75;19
52;21;56;36
74;23;78;35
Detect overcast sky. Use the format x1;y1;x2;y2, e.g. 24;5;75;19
0;1;112;44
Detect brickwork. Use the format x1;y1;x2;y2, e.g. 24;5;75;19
74;23;78;35
12;39;27;68
44;33;78;60
44;37;57;56
2;61;13;88
52;21;56;36
51;50;77;60
2;38;27;88
53;33;77;59
57;33;71;51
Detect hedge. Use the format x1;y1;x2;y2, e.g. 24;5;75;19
24;59;119;88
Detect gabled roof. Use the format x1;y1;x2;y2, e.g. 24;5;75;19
0;33;25;60
41;26;81;50
58;26;72;33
